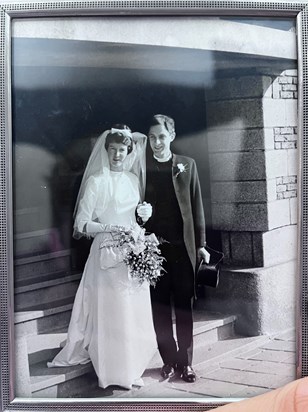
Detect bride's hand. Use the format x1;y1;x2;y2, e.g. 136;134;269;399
137;202;152;223
103;224;129;233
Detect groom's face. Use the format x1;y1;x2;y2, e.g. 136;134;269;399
148;124;175;159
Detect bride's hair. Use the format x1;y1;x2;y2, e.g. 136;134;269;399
105;124;133;154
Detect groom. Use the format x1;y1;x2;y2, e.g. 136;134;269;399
145;114;209;383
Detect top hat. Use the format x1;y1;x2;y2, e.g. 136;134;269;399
197;246;224;288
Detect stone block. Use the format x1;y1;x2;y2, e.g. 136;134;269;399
206;76;273;101
203;260;296;335
287;149;299;176
282;84;297;92
283;190;297;199
278;77;293;84
288;134;297;142
15;336;31;397
207;99;264;129
290;198;298;224
230;232;253;266
284;69;298;76
268;199;291;230
211;181;267;203
209;152;265;181
267;179;277;202
265;150;288;178
211;203;268;232
281;142;296;149
207;128;266;153
262;225;297;266
287;183;297;191
252;232;264;266
272;80;280;99
221;231;231;262
276;184;287;193
281;91;294;99
275;134;288;142
263;99;297;128
264;128;275;150
280;127;294;135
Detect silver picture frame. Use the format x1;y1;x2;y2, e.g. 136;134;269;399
1;0;307;410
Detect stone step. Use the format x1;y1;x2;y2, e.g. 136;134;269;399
15;249;72;281
114;335;272;399
14;272;81;311
28;333;67;366
30;361;97;398
24;311;237;397
15;268;77;290
192;312;236;345
14;228;59;257
27;311;237;368
15;298;75;337
14;207;42;234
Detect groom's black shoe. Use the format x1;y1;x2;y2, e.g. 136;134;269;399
161;364;176;379
180;366;196;382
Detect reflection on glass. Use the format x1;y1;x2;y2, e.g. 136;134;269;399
12;16;297;399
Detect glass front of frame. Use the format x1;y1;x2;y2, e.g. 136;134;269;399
11;15;298;401
0;3;305;410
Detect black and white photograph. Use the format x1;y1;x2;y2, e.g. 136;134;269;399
0;2;305;409
11;15;299;401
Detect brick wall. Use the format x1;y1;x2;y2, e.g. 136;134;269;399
274;127;297;150
272;69;298;99
276;176;297;200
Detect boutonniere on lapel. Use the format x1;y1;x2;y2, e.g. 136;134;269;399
175;163;188;178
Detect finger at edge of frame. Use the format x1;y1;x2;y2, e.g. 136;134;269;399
210;378;308;412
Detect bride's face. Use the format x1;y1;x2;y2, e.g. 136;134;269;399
107;142;129;172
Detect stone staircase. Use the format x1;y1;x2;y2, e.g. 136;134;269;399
16;304;238;398
14;244;239;399
13;230;267;399
14;226;84;397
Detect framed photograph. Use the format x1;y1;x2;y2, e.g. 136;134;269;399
0;0;307;411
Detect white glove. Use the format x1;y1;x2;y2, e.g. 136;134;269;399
86;222;126;234
198;247;210;264
137;202;153;223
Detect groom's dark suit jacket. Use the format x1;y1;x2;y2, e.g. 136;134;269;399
145;153;206;274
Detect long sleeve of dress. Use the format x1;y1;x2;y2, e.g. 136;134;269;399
75;176;101;236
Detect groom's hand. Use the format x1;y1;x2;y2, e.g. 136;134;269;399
137;202;152;222
198;247;210;264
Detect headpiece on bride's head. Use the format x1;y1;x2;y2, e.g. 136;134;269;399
73;124;147;238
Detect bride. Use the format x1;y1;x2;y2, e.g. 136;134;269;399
48;125;157;389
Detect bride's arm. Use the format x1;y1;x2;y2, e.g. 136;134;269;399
75;176;126;236
74;176;100;236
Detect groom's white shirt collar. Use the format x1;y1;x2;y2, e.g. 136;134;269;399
153;152;172;163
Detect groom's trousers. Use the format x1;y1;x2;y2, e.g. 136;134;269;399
150;242;194;368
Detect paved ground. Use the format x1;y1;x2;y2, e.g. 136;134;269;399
87;328;296;401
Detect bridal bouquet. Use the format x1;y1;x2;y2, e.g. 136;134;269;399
117;226;165;287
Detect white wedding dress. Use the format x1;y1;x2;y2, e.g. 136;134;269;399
48;170;157;389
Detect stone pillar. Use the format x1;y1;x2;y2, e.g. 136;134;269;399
14;321;31;397
204;70;298;335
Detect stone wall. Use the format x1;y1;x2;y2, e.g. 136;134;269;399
203;69;298;335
